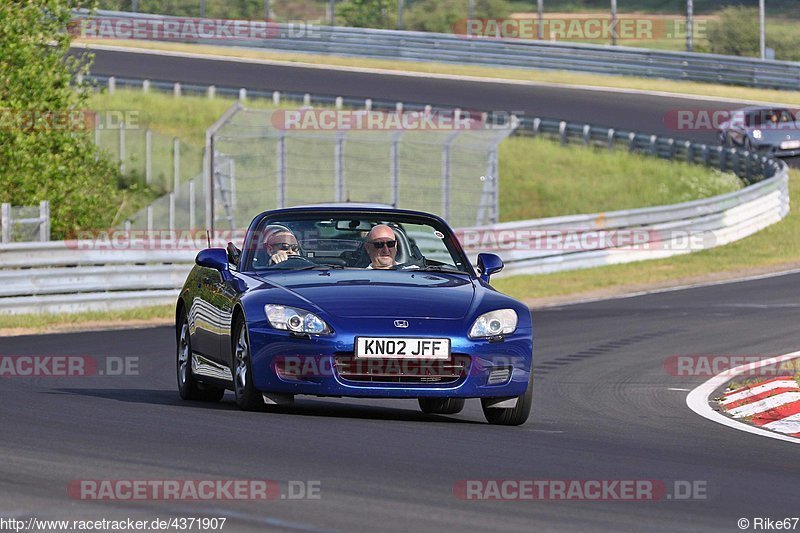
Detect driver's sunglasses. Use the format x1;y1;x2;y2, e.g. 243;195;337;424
270;242;299;252
370;240;396;249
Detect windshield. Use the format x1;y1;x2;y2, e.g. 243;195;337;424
243;212;471;274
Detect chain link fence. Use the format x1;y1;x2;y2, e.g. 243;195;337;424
206;106;515;230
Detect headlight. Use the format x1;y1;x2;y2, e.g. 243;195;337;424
753;129;762;140
265;304;332;335
469;309;518;339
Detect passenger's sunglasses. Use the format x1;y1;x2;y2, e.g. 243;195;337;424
369;240;397;249
270;242;299;252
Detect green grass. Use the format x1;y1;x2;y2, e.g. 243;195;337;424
493;169;800;302
0;305;174;333
499;137;741;221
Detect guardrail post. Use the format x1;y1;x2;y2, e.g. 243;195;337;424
39;201;50;242
396;102;403;115
272;91;281;106
702;145;709;166
142;79;150;93
108;76;115;94
582;124;591;146
145;128;152;185
189;179;196;230
441;131;461;221
207;85;216;99
424;104;432;116
335;97;343;110
1;203;11;244
119;121;126;174
169;193;176;231
334;131;345;202
650;135;658;156
628;132;636;152
390;130;402;207
685;141;693;163
717;146;726;172
532;118;541;136
667;138;675;159
607;128;615;151
559;121;567;145
365;98;373;111
238;88;247;102
277;132;286;209
173;82;181;98
303;93;311;107
173;137;180;194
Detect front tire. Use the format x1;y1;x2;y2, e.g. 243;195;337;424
418;397;465;415
231;318;265;411
176;311;225;402
481;371;533;426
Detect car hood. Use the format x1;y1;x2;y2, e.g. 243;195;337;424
753;128;800;143
258;270;476;319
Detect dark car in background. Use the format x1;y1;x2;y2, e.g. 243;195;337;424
719;106;800;157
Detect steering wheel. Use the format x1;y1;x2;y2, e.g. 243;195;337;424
270;255;315;268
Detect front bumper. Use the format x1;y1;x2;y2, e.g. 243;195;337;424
247;324;533;399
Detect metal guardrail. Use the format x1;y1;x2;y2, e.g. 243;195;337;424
78;10;800;90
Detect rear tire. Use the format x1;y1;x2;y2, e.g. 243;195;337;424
481;371;533;426
231;318;265;411
176;311;225;402
418;397;465;415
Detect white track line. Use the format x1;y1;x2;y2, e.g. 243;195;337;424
721;379;799;406
74;43;797;107
686;351;800;444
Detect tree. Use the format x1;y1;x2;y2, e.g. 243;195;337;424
0;0;120;239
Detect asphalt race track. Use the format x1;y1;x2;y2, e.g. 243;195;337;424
2;273;799;532
79;47;739;143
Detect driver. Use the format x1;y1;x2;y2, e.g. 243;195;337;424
263;226;300;265
365;224;398;269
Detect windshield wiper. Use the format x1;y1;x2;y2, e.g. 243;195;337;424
296;264;346;271
417;265;466;274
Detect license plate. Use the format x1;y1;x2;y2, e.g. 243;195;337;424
781;140;800;150
355;337;451;360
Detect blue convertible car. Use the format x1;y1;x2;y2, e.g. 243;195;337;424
176;205;533;425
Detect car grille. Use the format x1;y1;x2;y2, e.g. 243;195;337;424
334;354;469;384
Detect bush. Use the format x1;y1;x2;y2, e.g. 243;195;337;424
405;0;512;34
336;0;394;28
0;0;121;239
707;6;800;61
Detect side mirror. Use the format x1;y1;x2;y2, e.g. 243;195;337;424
196;248;229;272
477;253;504;283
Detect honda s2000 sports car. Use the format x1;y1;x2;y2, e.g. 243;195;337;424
176;205;533;425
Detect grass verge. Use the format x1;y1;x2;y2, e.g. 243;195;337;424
0;305;174;336
493;169;800;304
76;40;800;106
